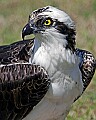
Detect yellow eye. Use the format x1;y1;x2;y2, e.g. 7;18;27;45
44;19;52;26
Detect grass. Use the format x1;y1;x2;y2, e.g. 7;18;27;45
0;0;96;119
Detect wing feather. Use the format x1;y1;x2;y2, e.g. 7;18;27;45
0;63;50;120
76;48;96;91
0;39;34;64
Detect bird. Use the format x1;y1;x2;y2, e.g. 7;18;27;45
0;6;95;120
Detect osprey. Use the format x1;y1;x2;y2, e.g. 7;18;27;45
0;6;95;120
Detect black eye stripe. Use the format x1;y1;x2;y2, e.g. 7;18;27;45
54;20;76;51
36;19;43;26
36;17;54;27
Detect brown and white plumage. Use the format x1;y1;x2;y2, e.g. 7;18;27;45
0;39;34;64
0;40;50;120
76;48;96;91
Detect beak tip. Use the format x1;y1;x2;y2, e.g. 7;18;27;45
22;27;27;40
22;31;25;41
22;23;33;40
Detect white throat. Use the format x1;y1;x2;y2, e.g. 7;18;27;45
30;37;78;78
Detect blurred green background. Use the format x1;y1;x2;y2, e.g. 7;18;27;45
0;0;96;120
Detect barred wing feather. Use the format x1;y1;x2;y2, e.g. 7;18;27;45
0;63;50;120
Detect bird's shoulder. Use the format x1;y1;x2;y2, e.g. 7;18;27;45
76;48;96;91
0;39;34;65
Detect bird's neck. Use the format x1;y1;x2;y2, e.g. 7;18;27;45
41;38;77;64
31;39;78;77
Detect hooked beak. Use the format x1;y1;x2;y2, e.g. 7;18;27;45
22;23;34;40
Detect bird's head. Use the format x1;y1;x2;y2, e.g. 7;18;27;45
22;6;76;51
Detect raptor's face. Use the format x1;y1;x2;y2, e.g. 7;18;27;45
22;6;76;50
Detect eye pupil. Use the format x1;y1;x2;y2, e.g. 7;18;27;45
44;19;52;26
46;20;49;24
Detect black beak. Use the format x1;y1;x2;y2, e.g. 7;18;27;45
22;23;34;40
